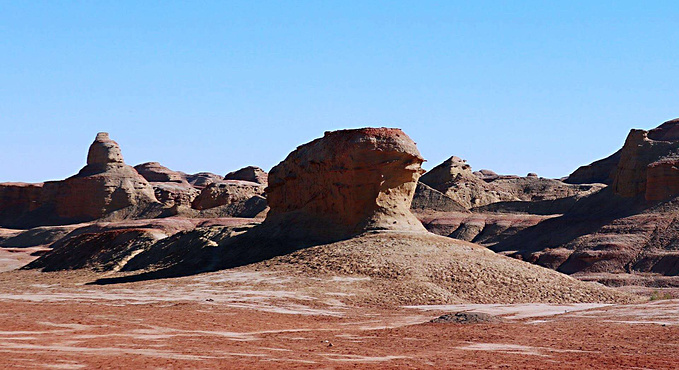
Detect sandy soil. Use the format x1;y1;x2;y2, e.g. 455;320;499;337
0;269;676;369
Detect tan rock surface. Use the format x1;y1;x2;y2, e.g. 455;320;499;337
420;156;517;208
224;166;268;185
265;128;427;240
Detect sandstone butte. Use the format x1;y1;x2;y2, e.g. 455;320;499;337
0;133;160;228
264;128;427;241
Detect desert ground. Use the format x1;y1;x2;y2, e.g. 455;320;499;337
0;268;677;369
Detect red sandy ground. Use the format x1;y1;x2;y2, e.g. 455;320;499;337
0;270;677;369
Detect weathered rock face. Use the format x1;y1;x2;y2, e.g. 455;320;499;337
0;183;45;226
225;166;268;185
265;128;426;240
181;172;224;189
565;150;621;185
646;158;679;202
134;162;186;183
488;177;604;203
612;120;679;200
473;169;499;181
192;180;265;210
134;162;200;208
472;120;679;283
86;132;124;167
420;157;517;208
410;182;468;213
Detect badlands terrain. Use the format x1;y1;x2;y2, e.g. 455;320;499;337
1;123;678;368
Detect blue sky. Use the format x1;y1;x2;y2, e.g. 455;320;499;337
1;1;678;182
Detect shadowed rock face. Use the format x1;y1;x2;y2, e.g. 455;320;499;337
481;119;679;281
567;118;679;202
611;122;679;201
265;128;427;240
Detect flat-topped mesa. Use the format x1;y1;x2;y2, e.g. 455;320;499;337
265;128;426;240
611;118;679;200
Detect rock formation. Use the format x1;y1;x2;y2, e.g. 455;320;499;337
182;172;224;189
420;156;518;208
135;162;200;208
0;183;44;227
192;180;266;213
0;133;161;228
410;182;468;213
565;150;621;185
265;128;427;240
135;162;186;183
224;166;268;185
611;122;679;201
22;127;635;305
45;133;160;222
477;119;679;284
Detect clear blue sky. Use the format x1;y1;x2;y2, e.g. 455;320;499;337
1;1;678;182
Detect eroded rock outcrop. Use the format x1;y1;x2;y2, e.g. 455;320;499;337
420;156;516;208
484;119;679;283
0;183;44;227
265;128;427;240
612;122;679;201
182;172;224;189
44;133;160;222
135;162;186;183
565;150;621;185
225;166;268;185
135;162;200;208
0;133;161;228
191;180;267;217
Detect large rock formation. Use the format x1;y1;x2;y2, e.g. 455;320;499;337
23;127;635;305
134;162;200;209
421;156;605;212
567;118;679;202
181;172;224;189
611;122;679;201
44;133;160;222
265;128;427;240
419;156;516;208
191;180;267;216
410;182;468;213
224;166;268;185
564;150;621;185
0;183;44;226
479;119;679;284
0;133;161;228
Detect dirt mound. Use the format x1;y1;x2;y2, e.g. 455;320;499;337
255;232;635;305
